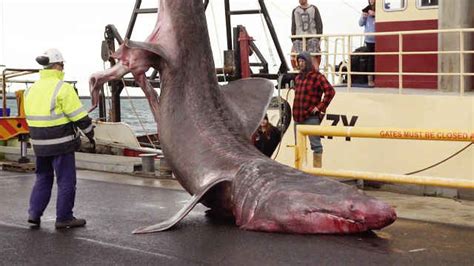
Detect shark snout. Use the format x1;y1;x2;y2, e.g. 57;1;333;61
353;199;397;230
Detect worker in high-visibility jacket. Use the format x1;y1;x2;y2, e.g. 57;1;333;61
25;48;94;229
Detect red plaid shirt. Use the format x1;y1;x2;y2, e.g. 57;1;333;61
293;70;335;123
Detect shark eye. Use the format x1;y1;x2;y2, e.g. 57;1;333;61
349;204;355;211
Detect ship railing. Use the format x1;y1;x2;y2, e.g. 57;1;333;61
294;125;474;189
290;28;474;96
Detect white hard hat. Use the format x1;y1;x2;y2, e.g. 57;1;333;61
42;48;64;64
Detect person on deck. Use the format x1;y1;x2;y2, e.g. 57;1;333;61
25;48;94;229
292;52;335;168
359;0;376;87
252;114;281;157
291;0;323;70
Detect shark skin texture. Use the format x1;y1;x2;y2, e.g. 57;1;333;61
89;0;396;234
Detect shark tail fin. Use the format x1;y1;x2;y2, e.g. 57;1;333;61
132;177;233;234
123;39;169;63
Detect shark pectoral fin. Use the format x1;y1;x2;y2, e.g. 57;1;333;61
132;177;233;234
125;40;168;62
221;78;274;138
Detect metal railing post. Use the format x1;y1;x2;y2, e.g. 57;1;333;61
347;36;352;91
323;36;331;80
459;30;465;96
325;37;329;71
398;33;403;94
334;37;341;74
295;125;307;170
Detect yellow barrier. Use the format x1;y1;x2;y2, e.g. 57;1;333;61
295;126;474;189
302;168;474;189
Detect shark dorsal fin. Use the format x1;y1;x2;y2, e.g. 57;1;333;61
220;78;274;138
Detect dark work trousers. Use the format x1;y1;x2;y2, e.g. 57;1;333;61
366;42;375;74
293;115;323;154
28;152;77;222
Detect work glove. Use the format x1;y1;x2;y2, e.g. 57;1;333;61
85;131;96;153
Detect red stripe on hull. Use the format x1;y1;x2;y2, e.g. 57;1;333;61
375;20;438;89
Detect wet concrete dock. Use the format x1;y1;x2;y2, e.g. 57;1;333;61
1;170;473;265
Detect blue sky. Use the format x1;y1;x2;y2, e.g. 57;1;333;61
0;0;367;95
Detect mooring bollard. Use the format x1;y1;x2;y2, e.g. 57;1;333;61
139;153;157;173
159;157;172;177
18;134;30;164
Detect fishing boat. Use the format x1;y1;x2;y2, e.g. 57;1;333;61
277;0;473;199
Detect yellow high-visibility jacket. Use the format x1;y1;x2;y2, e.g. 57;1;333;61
25;69;93;156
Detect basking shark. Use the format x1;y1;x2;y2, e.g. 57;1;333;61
89;0;396;234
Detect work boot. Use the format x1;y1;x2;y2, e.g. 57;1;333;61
55;217;86;229
313;153;322;168
27;216;41;228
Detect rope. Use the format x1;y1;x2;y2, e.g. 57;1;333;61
259;13;278;67
102;61;113;121
404;143;473;175
342;0;363;15
272;83;292;160
121;78;157;149
266;0;291;18
209;1;226;82
99;56;158;149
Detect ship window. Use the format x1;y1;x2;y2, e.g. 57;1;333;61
417;0;438;9
383;0;407;12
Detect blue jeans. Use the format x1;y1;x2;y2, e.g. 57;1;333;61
28;152;77;222
294;115;323;154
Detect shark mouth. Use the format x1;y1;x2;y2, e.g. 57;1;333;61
237;205;397;234
300;207;396;233
297;211;369;234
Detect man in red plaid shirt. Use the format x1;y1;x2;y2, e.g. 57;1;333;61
293;52;335;167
